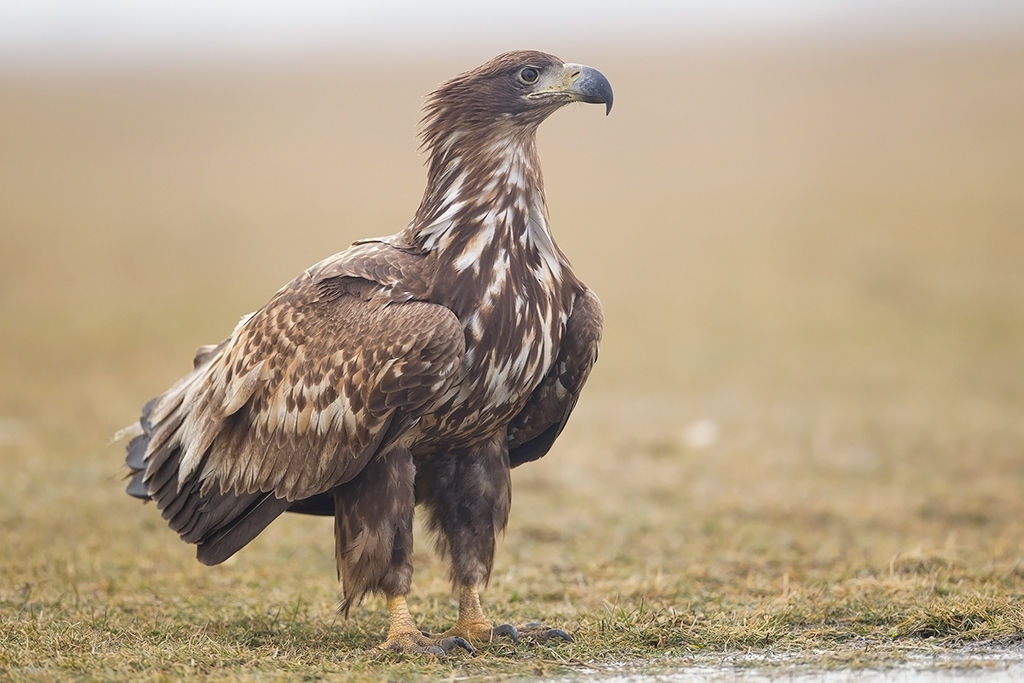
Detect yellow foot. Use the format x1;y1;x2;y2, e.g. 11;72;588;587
380;629;474;655
437;587;572;648
436;619;521;646
381;595;474;655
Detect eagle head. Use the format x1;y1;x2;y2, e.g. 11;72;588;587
420;50;613;151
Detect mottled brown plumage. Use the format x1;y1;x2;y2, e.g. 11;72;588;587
120;50;612;654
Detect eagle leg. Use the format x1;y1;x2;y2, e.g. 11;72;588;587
380;595;474;655
428;585;571;647
417;437;567;648
432;585;520;645
333;447;416;614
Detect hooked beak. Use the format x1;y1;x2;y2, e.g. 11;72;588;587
548;63;614;115
565;64;613;115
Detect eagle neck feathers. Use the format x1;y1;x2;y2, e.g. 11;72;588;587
404;128;574;309
392;120;581;440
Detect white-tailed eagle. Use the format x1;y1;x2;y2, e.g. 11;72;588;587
120;50;612;654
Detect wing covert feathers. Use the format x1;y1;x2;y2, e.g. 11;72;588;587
307;239;431;303
124;262;464;561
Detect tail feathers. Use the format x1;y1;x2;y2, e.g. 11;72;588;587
139;396;158;433
125;432;150;500
126;470;149;499
126;434;148;472
124;396;159;500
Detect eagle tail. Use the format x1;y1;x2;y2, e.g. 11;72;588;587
124;397;158;499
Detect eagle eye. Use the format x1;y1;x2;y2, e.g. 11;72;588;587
518;67;540;84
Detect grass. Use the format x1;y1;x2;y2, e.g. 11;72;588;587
2;37;1024;681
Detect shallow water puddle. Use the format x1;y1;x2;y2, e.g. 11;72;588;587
552;664;1024;683
546;648;1024;683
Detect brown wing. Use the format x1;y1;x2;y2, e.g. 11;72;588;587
128;251;463;563
305;237;431;302
506;287;603;467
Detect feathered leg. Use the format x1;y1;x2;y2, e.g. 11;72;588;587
418;435;571;646
333;446;470;654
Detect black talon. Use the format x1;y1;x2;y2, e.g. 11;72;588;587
545;628;573;643
516;622;574;645
443;636;474;654
493;623;520;645
424;645;445;655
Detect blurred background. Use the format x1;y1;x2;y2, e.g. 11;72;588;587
1;0;1023;631
4;0;1024;69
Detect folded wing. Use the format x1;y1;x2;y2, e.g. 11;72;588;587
507;288;603;467
125;247;464;564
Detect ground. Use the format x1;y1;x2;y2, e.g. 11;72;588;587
1;38;1023;681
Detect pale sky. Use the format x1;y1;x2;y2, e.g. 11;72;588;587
2;0;1023;71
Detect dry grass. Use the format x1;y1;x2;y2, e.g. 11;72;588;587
2;38;1023;681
